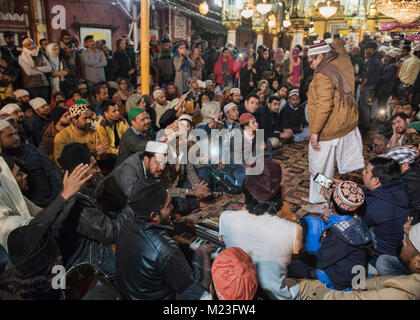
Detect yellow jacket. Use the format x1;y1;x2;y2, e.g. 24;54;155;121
308;39;359;141
53;123;101;167
96;117;129;155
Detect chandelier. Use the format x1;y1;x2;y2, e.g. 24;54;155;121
375;0;420;24
256;0;272;15
241;1;255;18
319;1;337;19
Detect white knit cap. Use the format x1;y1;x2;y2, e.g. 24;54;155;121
364;31;371;36
0;119;12;131
384;35;392;42
145;141;168;155
288;89;300;98
1;104;21;114
378;46;388;54
409;223;420;253
385;50;397;58
205;80;213;86
29;97;48;110
374;32;382;38
223;102;237;114
153;90;164;100
179;114;193;123
308;41;331;56
230;88;241;95
198;80;206;89
13;89;30;98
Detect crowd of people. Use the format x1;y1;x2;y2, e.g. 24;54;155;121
0;26;419;300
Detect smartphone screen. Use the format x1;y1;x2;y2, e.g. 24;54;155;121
313;173;334;189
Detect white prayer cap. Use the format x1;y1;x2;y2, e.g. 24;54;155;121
385;50;397;58
230;88;241;95
198;80;206;89
374;32;382;38
29;97;48;110
364;31;371;36
0;119;12;131
145;141;168;155
378;46;388;54
153;90;164;100
308;40;331;56
205;80;213;86
384;35;392;42
223;102;237;114
1;104;21;114
22;37;33;46
179;114;193;124
324;38;333;45
409;223;420;253
13;89;30;98
170;98;180;108
288;89;300;98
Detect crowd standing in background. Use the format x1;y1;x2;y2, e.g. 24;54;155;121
0;27;420;300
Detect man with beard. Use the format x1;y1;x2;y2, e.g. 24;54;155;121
116;106;153;166
59;30;82;81
80;35;107;91
157;39;174;87
151;90;172;129
1;103;31;144
279;89;309;142
0;31;20;72
306;39;364;206
13;89;31;107
387;112;410;151
0;120;62;207
28;97;52;147
91;85;109;116
238;94;262;124
40;107;71;161
116;180;215;300
18;37;51;102
54;103;108;167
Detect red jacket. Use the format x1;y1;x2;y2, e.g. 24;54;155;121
214;53;234;85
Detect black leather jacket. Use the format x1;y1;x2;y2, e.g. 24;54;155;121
116;218;207;300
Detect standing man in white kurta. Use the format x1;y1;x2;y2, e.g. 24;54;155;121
307;39;364;205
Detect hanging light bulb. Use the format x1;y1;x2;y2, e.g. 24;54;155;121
319;1;337;19
199;1;209;15
256;0;272;15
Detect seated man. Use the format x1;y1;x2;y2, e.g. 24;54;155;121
151;89;172;129
288;181;372;290
116;181;214;300
279;89;309;142
362;157;410;273
401;102;419;122
387;112;410;151
219;159;302;300
116;106;153;166
0;120;62;207
258;95;293;149
1;103;31;144
299;222;420;300
97;100;129;171
28;97;52;147
54;102;108;168
40;107;71;162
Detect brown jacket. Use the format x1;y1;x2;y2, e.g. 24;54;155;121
308;39;359;141
299;274;420;300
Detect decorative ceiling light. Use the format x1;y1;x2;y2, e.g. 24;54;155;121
319;1;337;19
268;14;276;28
283;19;291;27
199;1;209;15
241;2;255;18
256;0;272;15
214;0;223;7
375;0;420;24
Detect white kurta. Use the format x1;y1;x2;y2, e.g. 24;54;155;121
308;127;365;204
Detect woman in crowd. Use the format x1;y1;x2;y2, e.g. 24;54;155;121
190;43;205;81
173;42;194;95
282;46;303;88
165;82;180;101
112;78;133;117
214;48;234;88
254;47;272;82
45;43;69;96
110;38;135;85
240;56;257;97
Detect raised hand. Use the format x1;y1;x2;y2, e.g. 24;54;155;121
61;164;92;200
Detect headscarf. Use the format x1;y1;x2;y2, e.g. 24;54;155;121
289;47;301;86
274;48;285;65
45;43;60;71
173;42;190;73
20;43;40;69
315;49;355;106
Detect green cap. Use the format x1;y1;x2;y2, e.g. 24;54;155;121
128;107;145;122
408;121;420;133
75;98;88;105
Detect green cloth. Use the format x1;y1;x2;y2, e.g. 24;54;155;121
128;107;145;122
408;121;420;133
74;98;88;105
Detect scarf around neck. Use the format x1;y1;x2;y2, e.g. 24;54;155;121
315;50;355;106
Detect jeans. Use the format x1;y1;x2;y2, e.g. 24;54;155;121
294;127;310;142
376;255;411;276
358;85;376;132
